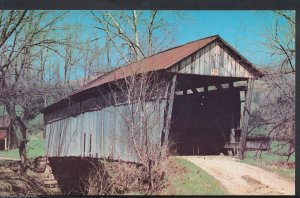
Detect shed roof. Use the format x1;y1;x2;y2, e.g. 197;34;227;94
0;130;7;140
42;35;263;113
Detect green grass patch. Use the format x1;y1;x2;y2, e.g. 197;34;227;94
0;148;20;159
0;134;45;160
27;138;45;158
244;150;295;163
165;158;229;195
241;151;295;182
241;139;295;182
269;140;294;156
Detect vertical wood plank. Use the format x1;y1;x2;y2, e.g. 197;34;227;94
89;131;92;156
186;57;191;73
215;43;220;69
183;60;186;73
238;79;254;159
234;60;237;77
195;51;200;74
205;46;210;74
204;85;208;92
200;49;204;74
191;55;195;74
163;74;177;148
8;126;10;150
227;54;232;77
4;137;7;151
230;55;234;76
237;62;241;77
83;132;86;156
241;66;245;77
208;43;212;74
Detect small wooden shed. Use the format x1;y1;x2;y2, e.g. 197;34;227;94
42;35;263;161
0;116;12;151
246;135;271;151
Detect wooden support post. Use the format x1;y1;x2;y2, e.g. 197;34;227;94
193;146;194;155
8;126;10;150
163;74;177;148
238;79;254;159
204;85;208;92
89;131;92;157
4;137;7;151
192;88;198;94
83;132;86;156
216;84;223;90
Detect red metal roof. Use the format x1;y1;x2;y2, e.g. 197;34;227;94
0;116;10;128
0;130;7;140
42;35;263;113
69;35;219;96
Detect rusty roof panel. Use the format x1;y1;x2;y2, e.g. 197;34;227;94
0;130;7;139
42;35;263;113
69;35;218;96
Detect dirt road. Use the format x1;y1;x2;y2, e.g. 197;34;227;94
180;155;295;195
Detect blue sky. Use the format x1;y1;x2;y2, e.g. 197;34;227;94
170;11;274;65
58;10;282;70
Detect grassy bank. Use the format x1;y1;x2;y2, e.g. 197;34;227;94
163;157;229;195
0;134;45;160
241;151;295;181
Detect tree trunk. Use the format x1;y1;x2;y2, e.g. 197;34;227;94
4;101;28;170
148;159;153;192
19;139;27;170
15;117;28;171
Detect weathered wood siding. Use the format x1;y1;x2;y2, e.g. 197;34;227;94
45;100;167;163
167;41;253;78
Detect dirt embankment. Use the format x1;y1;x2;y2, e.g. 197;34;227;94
180;156;295;195
0;158;60;196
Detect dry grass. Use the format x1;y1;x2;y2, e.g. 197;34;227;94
82;158;168;195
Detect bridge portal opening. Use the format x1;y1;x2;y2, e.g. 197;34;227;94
169;74;243;155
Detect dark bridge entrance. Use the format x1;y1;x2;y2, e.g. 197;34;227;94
169;74;244;155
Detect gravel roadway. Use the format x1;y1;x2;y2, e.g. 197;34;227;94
179;155;295;195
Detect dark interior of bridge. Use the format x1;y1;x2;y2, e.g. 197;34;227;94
169;74;244;155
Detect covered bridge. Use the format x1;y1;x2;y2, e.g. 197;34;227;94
41;35;263;162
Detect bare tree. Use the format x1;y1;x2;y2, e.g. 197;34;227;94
62;34;84;86
83;11;182;193
249;11;295;161
79;39;107;84
0;10;69;169
90;10;177;65
95;63;170;194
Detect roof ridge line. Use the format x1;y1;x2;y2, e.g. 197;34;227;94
76;34;220;92
145;34;220;59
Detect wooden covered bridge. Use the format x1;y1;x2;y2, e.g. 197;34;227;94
41;35;263;162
